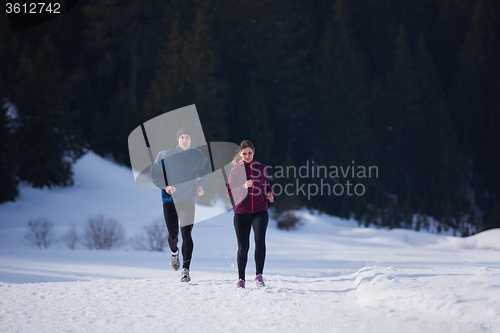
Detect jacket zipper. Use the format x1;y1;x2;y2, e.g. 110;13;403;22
250;162;254;213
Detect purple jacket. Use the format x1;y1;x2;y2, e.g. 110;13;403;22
226;158;273;214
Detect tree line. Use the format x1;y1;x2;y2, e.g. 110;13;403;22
1;0;499;234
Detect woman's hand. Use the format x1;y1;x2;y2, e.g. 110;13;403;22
197;186;204;196
244;179;253;189
266;192;274;202
164;186;176;194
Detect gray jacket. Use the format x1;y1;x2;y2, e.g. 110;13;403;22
150;145;210;203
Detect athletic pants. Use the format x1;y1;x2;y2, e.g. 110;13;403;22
233;210;269;280
163;200;195;270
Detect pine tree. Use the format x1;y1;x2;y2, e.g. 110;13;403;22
238;72;273;162
0;9;20;201
365;0;397;79
0;104;19;202
0;8;19;102
182;9;227;141
415;34;460;220
448;0;494;229
310;0;373;218
314;0;370;166
82;0;161;103
381;25;418;207
437;0;474;91
83;0;163;164
477;0;500;219
384;25;459;226
13;34;83;188
143;17;187;120
217;0;315;164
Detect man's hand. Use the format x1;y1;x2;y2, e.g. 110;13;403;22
197;186;204;196
266;192;274;202
164;186;176;195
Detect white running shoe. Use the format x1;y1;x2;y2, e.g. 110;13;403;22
170;250;180;271
181;268;191;282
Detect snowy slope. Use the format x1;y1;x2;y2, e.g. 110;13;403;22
1;151;500;333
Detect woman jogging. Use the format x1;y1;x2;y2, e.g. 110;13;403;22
226;140;274;288
150;127;210;282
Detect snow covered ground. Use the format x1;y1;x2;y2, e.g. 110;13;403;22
1;151;499;332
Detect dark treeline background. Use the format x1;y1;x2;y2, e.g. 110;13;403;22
1;0;499;234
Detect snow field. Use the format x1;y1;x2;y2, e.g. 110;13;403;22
1;151;500;332
1;266;499;332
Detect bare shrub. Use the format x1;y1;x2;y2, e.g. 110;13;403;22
277;211;302;230
24;218;56;249
272;194;302;230
144;220;167;251
63;223;78;249
131;219;167;251
83;215;126;250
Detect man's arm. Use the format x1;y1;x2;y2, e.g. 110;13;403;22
150;152;167;190
196;152;211;188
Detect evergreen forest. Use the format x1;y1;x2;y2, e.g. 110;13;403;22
1;0;499;234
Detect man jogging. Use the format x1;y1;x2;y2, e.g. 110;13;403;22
150;127;210;282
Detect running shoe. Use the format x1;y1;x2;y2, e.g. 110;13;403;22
170;250;180;271
181;268;191;282
255;274;265;287
236;279;245;289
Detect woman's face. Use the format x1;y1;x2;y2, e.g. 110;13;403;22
239;147;254;163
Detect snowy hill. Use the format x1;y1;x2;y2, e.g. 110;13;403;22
1;151;499;332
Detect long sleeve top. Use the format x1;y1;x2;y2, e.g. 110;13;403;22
226;158;273;214
150;145;210;203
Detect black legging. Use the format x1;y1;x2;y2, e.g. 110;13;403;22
233;210;269;280
163;200;195;270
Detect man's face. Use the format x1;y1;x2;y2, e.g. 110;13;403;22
178;134;192;150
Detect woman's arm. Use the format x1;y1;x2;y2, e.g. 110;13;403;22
263;166;273;195
226;167;248;202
